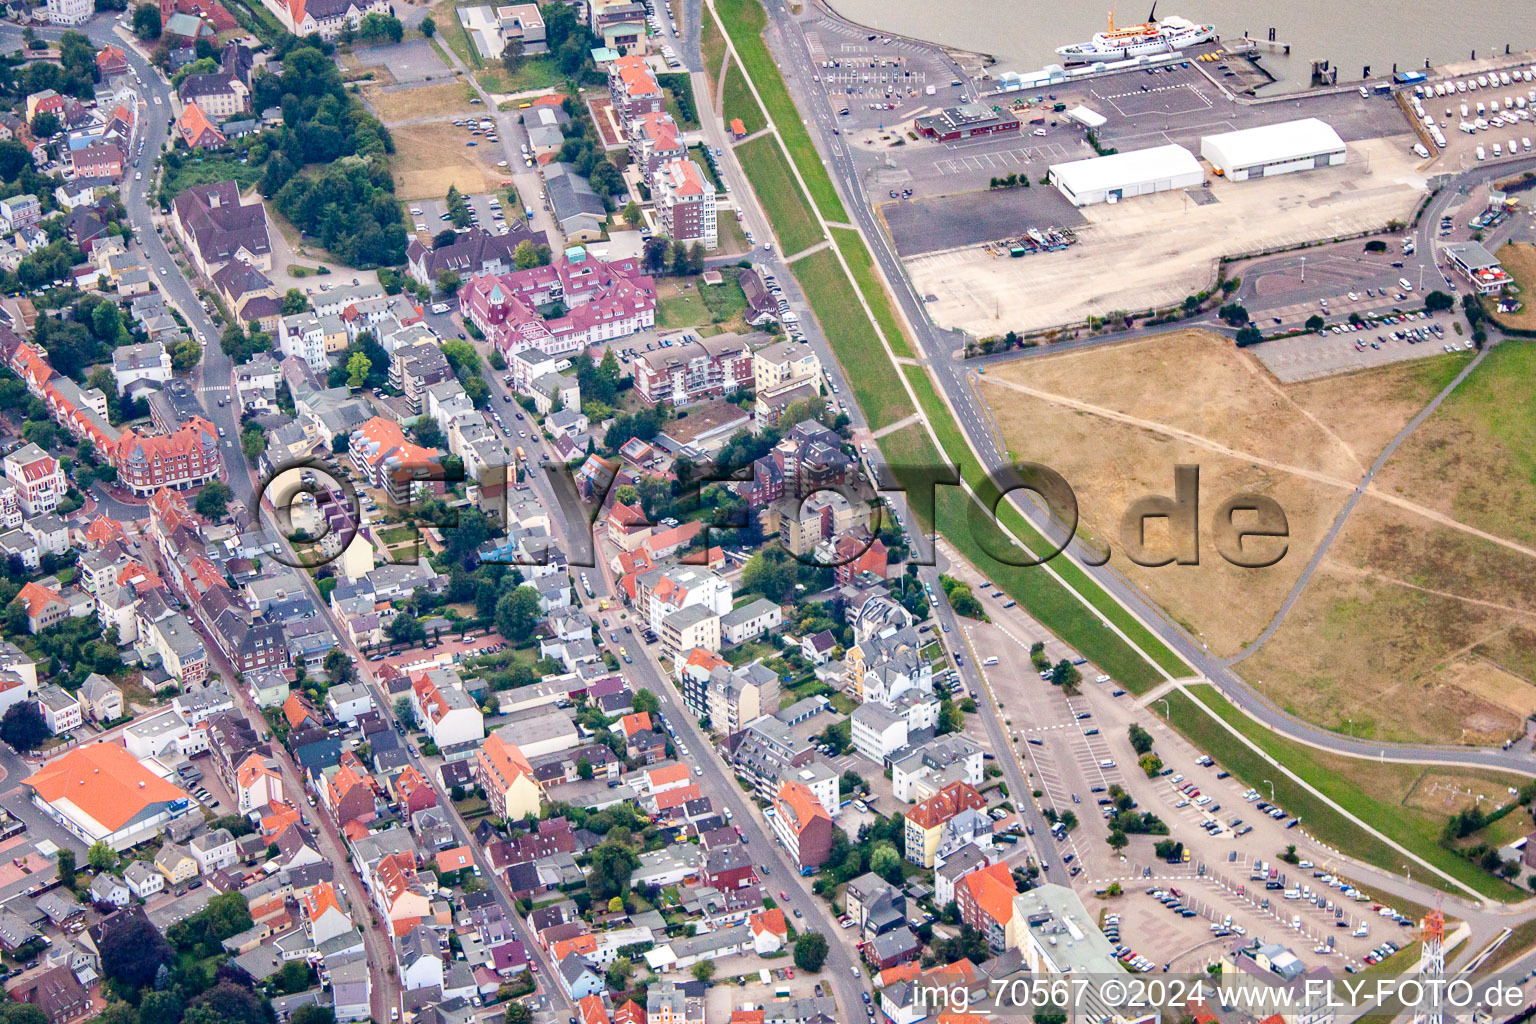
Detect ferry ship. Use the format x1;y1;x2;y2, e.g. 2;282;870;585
1055;6;1215;63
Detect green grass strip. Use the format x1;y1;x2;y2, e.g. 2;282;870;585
794;248;913;431
712;0;849;222
1159;685;1526;902
734;134;823;256
721;62;766;135
830;227;913;360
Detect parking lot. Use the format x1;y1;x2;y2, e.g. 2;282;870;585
802;12;969;134
1402;60;1536;170
408;192;520;236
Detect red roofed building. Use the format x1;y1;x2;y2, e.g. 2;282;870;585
608;55;662;120
96;45;129;77
3;442;65;514
82;515;126;548
954;861;1016;952
614;1002;646;1024
630;111;685;176
644;762;691;795
113;416;222;496
650;783;700;813
771;780;833;870
578;995;609;1024
15;582;67;633
904;781;988;867
177;101;226;150
619;712;652;738
325;762;377;828
349;416;443;505
749;908;787;953
372;850;431;936
435;845;473;874
605;501;650;550
395;765;438;815
457;249;656;361
652;157;716;250
283;693;320;732
834;534;889;584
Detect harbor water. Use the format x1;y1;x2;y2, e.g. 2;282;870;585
821;0;1536;92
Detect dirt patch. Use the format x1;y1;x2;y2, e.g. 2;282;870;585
1441;656;1536;721
1490;242;1536;330
1472;626;1536;684
1239;565;1521;744
977;373;1348;657
1283;354;1469;463
988;329;1362;480
363;82;475;123
390;122;506;200
1238;494;1536;746
1404;770;1524;816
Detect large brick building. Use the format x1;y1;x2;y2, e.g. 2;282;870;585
632;332;755;406
113;416;222;496
652;158;717;251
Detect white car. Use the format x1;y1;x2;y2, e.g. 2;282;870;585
134;171;142;180
1032;127;1046;136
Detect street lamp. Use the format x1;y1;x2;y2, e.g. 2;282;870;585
1158;698;1171;719
1263;779;1276;801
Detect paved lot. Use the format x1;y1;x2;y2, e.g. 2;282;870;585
882;184;1084;256
408;192;517;236
366;39;450;87
802;13;968;134
1252;311;1470;382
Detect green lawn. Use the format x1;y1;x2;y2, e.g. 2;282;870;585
702;13;728;83
656;291;709;329
711;0;848;222
1156;685;1527;902
476;56;561;94
735;133;822;256
658;73;701;130
689;144;724;191
160;152;264;199
794;247;913;431
830;226;912;359
721;61;765;135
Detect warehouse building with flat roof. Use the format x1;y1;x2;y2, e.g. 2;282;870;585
1048;144;1203;207
915;103;1021;142
1200;118;1347;181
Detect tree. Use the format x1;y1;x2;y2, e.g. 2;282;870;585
0;701;48;752
194;480;232;519
495;585;541;642
132;2;160;37
622;201;641;227
434;228;458;249
1425;289;1455;312
282;288;310;315
1305;313;1326;332
346;351;371;389
171;336;202;374
389;613;426;645
420;14;436;36
869;841;901;882
1217;302;1249;325
437;270;462;297
394;695;417;729
501;37;525;73
1127;723;1153;755
793;931;828;972
514;239;541;269
55;848;74;889
632;688;660;715
691;960;715;985
687;241;705;275
503;1006;530;1024
1107;830;1128;852
188;982;267;1024
324;647;356;685
241;426;265;463
447;185;472;228
88;840;116;871
290;1008;336;1024
577;757;593;779
99;913;172;988
1048;659;1081;694
1139;753;1163;778
586;840;639;900
358;12;403;43
937;698;964;736
30;112;58;139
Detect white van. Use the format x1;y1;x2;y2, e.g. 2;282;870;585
983;656;999;667
1494;142;1503;156
1099;759;1116;769
1399;277;1413;291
